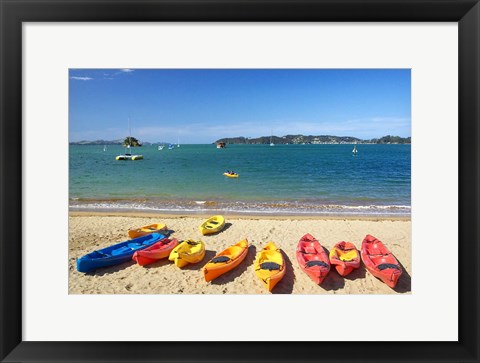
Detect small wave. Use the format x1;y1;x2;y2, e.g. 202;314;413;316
69;198;410;217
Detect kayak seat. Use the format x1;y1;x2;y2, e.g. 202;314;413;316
111;246;132;256
211;256;231;264
377;263;400;271
260;262;281;271
305;260;329;268
89;251;110;259
304;246;317;254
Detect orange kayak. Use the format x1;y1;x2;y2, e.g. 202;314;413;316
132;238;178;266
296;233;330;284
203;239;248;282
329;241;360;276
128;223;168;238
361;234;402;288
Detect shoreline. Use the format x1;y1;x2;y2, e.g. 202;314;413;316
69;210;411;221
69;197;411;219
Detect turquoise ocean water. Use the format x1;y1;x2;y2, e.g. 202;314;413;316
69;144;411;216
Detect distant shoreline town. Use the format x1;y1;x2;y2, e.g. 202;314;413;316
214;135;411;145
69;134;410;146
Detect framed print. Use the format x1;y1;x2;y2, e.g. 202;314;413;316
1;0;479;362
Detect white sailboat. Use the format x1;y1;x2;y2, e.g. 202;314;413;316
158;145;164;150
270;131;274;146
116;117;143;160
352;143;358;155
103;145;107;152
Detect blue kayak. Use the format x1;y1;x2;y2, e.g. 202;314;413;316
77;233;165;273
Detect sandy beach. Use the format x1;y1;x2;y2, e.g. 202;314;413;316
69;212;411;294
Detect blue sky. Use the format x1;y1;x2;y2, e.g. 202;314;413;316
69;69;411;144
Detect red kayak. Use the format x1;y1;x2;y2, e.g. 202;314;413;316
361;234;402;288
329;241;361;276
132;237;178;266
296;233;330;284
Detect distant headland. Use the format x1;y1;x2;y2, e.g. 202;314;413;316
69;138;155;146
69;134;411;145
214;135;411;145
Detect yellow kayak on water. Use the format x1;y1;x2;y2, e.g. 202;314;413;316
199;215;225;235
168;240;206;268
203;239;249;282
128;223;168;238
254;241;286;292
223;172;239;178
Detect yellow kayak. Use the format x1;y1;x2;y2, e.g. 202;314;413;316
128;223;168;238
199;215;225;235
254;241;286;292
223;172;239;178
203;239;249;282
168;240;206;268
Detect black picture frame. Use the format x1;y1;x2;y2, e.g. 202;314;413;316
1;1;479;362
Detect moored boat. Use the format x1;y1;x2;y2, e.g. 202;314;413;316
361;234;402;288
116;153;143;160
132;237;179;266
329;241;360;276
76;233;165;273
116;118;143;160
296;233;330;284
199;215;225;235
254;241;286;291
203;239;248;282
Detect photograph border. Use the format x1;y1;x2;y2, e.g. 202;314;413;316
1;1;479;362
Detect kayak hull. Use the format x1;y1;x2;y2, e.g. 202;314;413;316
296;234;330;284
329;241;361;277
223;173;239;178
361;234;402;288
77;233;165;273
203;239;248;282
169;240;206;268
199;215;225;235
254;241;286;292
132;237;179;266
128;223;168;238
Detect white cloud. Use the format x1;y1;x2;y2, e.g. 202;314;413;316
70;76;93;81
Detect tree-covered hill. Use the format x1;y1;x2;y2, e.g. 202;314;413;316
214;134;410;145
